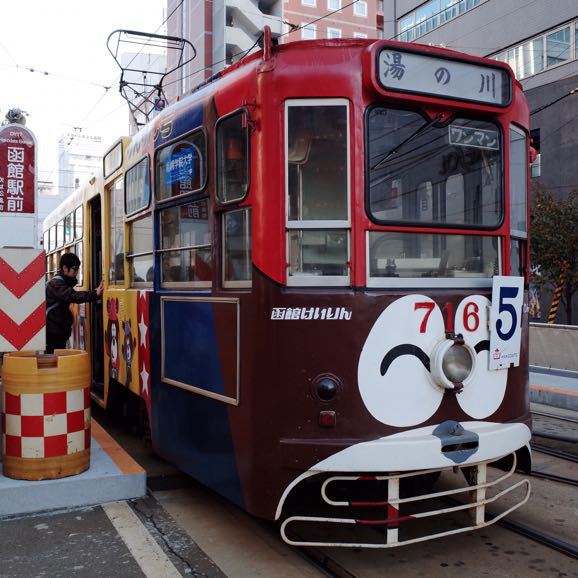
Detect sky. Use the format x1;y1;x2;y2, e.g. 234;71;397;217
0;0;167;184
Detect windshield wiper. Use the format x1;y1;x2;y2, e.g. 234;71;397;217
371;113;444;171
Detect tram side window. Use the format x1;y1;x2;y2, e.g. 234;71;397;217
43;230;49;251
128;216;153;286
156;131;206;201
56;220;64;248
126;157;151;214
109;178;125;284
49;226;56;252
509;126;527;277
159;198;212;286
286;100;350;285
75;241;83;285
216;113;249;203
74;206;83;239
223;209;252;288
64;212;73;244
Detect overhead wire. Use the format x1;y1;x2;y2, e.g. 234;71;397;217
46;2;182;185
530;87;577;116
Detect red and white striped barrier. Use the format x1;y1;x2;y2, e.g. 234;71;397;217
0;248;46;352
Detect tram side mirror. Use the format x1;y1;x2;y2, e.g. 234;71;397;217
529;145;538;165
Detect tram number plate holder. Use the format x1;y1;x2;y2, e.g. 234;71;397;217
488;276;524;370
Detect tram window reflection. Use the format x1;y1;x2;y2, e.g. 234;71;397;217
288;229;348;277
159;198;212;287
64;213;73;244
368;231;498;280
287;105;348;221
368;107;502;228
128;215;153;287
217;113;249;203
74;206;83;239
109;178;125;284
156;131;206;201
223;209;252;287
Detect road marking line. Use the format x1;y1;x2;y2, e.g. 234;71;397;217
103;501;181;577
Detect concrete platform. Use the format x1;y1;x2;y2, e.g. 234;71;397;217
530;366;578;411
0;419;146;518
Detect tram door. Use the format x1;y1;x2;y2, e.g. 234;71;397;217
89;196;105;400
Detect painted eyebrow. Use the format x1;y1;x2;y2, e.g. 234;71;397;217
380;344;430;376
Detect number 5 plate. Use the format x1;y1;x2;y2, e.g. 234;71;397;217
489;276;524;370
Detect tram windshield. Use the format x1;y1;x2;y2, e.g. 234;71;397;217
367;107;502;228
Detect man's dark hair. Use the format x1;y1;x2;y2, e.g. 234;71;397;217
60;252;81;270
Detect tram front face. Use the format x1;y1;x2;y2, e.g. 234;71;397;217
274;44;530;547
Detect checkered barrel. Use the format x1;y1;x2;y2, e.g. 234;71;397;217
2;350;91;480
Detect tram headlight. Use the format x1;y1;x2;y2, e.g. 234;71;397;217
431;339;476;390
314;375;339;401
442;345;473;383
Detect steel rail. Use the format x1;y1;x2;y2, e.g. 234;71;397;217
532;432;578;444
493;517;578;560
531;443;578;463
531;470;578;487
296;546;358;578
532;410;578;425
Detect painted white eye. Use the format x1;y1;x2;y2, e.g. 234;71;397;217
454;296;507;418
358;295;444;427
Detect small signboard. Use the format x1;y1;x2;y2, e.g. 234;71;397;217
377;48;511;106
449;125;499;150
0;124;38;248
0;124;35;214
489;276;525;370
165;146;196;186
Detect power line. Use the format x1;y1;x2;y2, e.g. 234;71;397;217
530;87;577;116
0;62;111;90
43;5;180;182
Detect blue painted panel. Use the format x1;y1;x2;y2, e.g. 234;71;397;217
163;299;225;396
149;292;244;508
155;104;203;146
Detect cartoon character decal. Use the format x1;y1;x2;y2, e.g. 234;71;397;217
358;294;508;427
105;298;121;381
122;319;137;388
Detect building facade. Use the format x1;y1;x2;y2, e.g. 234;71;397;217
165;0;284;102
57;133;104;197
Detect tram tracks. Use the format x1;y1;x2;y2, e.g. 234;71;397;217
493;516;578;560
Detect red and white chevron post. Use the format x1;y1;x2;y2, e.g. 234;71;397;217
0;248;46;352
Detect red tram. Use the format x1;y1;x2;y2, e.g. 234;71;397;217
44;31;532;547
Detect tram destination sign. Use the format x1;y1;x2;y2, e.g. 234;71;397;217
377;48;511;106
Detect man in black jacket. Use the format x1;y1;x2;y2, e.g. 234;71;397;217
45;253;103;354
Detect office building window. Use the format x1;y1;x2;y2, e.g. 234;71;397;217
354;1;367;17
354;32;368;39
328;0;341;10
546;27;571;66
301;23;316;40
327;28;342;39
302;0;316;6
493;21;577;80
397;0;483;42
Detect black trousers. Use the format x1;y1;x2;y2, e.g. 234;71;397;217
46;333;69;354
